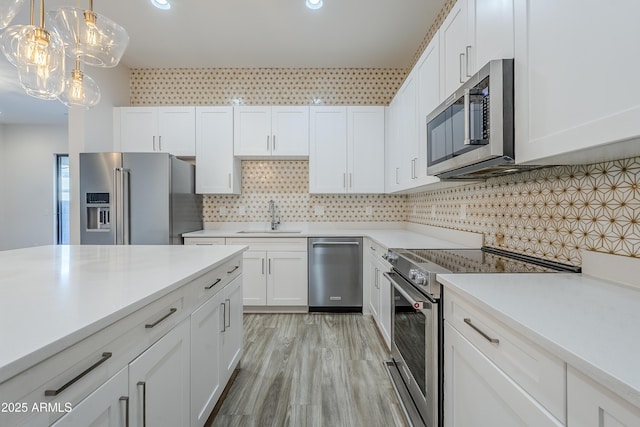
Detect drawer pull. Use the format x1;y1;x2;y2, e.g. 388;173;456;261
44;352;112;396
464;318;499;344
145;308;177;328
227;265;239;274
205;278;222;290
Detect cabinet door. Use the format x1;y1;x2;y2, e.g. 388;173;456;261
347;106;385;193
242;250;267;305
271;106;309;156
266;251;308;306
309;106;348;194
444;322;562;427
221;276;244;382
514;0;640;165
195;106;240;194
157;107;196;156
568;366;640;427
51;367;128;427
440;0;470;96
398;74;418;188
129;318;190;427
190;291;223;427
118;107;157;152
233;106;272;156
416;34;443;187
385;101;402;193
467;0;514;74
377;263;392;350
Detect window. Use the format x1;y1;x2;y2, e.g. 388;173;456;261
56;155;70;244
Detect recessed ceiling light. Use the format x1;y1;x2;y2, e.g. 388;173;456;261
306;0;323;10
151;0;171;10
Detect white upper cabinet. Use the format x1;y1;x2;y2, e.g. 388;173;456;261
195;106;240;194
514;0;640;165
114;106;196;156
440;0;470;97
233;106;309;157
440;0;514;98
309;106;384;194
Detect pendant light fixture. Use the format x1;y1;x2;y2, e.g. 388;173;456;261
48;0;129;68
0;0;26;29
15;0;65;99
0;0;35;66
57;57;100;109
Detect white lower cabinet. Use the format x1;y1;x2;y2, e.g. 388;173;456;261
129;318;191;427
51;367;128;427
221;276;244;381
364;239;391;350
568;366;640;427
377;267;392;350
444;322;562;427
190;291;224;427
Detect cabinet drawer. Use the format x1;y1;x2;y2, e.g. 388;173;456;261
188;256;242;305
226;237;307;252
0;290;185;427
444;289;565;422
184;237;226;245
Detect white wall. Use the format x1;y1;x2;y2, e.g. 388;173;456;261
0;124;68;251
68;63;130;244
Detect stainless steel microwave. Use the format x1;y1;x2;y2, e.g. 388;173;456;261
426;59;533;180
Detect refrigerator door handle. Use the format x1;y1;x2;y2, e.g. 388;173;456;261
112;168;119;244
122;169;131;245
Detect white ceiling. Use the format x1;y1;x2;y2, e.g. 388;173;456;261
0;0;445;125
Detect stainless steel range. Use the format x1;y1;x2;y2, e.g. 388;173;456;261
383;247;580;427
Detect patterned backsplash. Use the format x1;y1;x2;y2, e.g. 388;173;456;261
203;161;406;223
407;157;640;265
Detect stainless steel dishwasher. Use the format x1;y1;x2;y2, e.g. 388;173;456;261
308;237;363;312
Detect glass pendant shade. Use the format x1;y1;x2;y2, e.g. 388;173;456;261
16;25;65;99
0;23;36;65
0;0;26;29
48;6;129;68
58;64;100;109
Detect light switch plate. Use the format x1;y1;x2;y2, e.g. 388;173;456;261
314;205;325;216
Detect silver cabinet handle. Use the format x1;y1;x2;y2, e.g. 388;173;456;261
273;135;276;151
119;396;129;427
464;318;499;344
349;173;352;188
268;258;271;275
228;173;231;189
343;173;347;188
152;136;156;151
266;135;270;151
221;302;227;332
370;246;376;252
465;45;472;77
158;135;162;151
395;167;399;184
375;267;379;289
227;265;239;274
205;278;222;290
262;258;265;275
459;53;465;83
45;352;113;396
137;381;146;427
225;298;231;328
145;308;177;328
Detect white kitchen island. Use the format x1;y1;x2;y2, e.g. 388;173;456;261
0;244;247;427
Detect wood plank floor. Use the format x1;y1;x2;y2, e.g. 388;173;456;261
209;313;408;427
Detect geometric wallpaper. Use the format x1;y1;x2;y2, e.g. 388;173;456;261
203;161;406;223
407;157;640;265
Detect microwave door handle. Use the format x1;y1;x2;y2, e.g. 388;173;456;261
463;88;471;145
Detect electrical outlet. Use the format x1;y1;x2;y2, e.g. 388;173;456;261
460;203;467;220
238;205;246;216
219;206;227;216
314;205;325;216
365;206;373;216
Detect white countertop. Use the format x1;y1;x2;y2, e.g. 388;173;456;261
438;271;640;407
183;223;484;250
0;244;246;384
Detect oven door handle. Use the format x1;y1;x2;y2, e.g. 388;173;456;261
384;272;435;309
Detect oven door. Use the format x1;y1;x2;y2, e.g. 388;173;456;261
385;271;440;427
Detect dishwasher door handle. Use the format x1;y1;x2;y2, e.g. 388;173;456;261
311;241;360;246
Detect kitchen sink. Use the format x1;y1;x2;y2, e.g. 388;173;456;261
236;230;302;234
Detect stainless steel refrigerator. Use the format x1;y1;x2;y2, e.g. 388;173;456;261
80;152;202;245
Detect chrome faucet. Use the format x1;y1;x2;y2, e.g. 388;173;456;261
268;200;280;230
